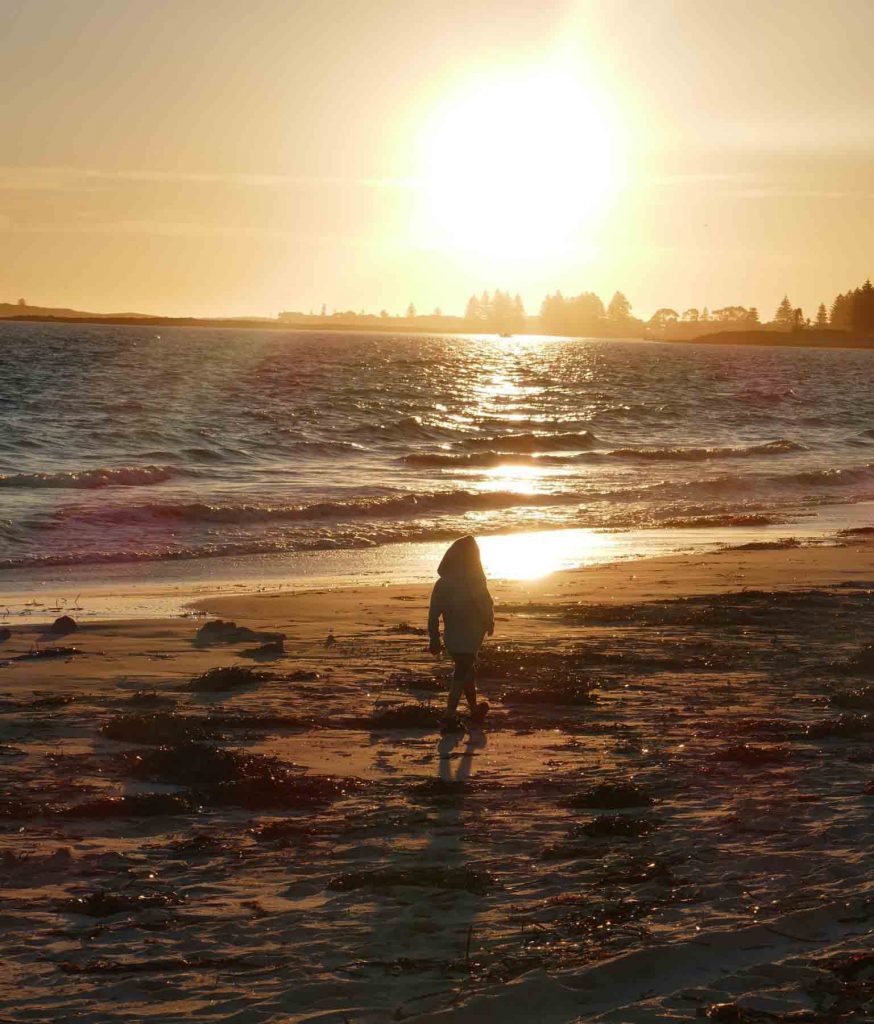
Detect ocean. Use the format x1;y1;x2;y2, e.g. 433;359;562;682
1;320;873;600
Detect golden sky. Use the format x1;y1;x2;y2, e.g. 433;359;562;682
2;0;873;318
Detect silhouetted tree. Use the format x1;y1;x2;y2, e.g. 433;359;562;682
831;292;852;328
774;295;794;327
649;308;679;329
540;290;606;335
791;307;805;329
815;303;828;327
713;306;750;322
406;303;417;318
747;307;759;323
853;279;874;332
682;308;699;322
607;291;632;322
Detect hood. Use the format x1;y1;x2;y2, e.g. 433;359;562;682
437;535;486;582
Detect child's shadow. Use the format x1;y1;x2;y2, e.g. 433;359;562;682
437;729;487;784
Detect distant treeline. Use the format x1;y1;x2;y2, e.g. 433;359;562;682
6;278;874;341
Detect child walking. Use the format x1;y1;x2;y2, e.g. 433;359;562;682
428;535;495;730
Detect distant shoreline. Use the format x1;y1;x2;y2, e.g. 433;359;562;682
677;328;874;349
4;315;874;349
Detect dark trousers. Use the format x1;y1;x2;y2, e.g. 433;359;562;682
447;653;477;713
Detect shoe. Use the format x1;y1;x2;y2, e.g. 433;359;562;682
469;700;490;724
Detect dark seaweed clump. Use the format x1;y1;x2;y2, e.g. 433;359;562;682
0;796;58;820
805;714;872;739
831;685;874;710
251;819;326;844
389;671;445;693
477;646;596;705
125;742;357;810
58;792;196;819
122;690;177;709
709;744;792;765
102;713;224;745
56;889;183;917
194;620;284;646
13;646;81;661
368;704;443;730
165;832;239;857
509;682;597;706
327;864;494;894
573;815;655;838
188;666;272;692
58;954;271;975
566;782;653;809
839;644;874;675
408;778;481;803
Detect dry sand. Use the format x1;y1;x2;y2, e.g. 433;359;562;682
1;538;872;1022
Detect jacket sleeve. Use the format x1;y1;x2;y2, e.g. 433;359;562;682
428;582;443;641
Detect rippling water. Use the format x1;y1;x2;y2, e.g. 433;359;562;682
1;320;873;573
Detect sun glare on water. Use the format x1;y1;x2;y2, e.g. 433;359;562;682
479;529;616;581
419;64;619;263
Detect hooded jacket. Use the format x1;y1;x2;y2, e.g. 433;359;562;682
428;536;495;655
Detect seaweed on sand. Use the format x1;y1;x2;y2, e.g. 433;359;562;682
57;954;274;974
122;690;177;709
13;646;82;661
102;712;225;744
599;858;676;885
831;685;874;710
188;665;272;692
508;681;597;706
539;842;604;861
709;743;792;765
839;644;874;675
205;711;309;731
389;671;445;693
125;742;358;810
194;619;284;646
0;796;59;819
477;646;597;705
367;704;443;729
408;778;483;803
165;832;240;857
805;714;872;739
573;815;656;838
327;864;494;894
565;782;653;810
386;622;428;635
56;889;184;917
239;639;285;660
250;819;327;844
58;792;196;819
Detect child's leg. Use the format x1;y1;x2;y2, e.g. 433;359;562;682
461;658;478;713
445;654;475;715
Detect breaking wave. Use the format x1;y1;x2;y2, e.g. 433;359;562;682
0;465;184;489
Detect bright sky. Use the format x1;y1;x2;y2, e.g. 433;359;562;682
2;0;873;318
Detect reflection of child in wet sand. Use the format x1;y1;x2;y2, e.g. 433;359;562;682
428;535;494;731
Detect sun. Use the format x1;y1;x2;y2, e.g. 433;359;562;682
418;64;620;263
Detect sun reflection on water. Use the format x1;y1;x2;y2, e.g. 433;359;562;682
479;529;616;580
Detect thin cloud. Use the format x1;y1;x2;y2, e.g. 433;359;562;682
0;165;417;192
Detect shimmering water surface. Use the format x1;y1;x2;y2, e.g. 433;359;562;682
1;321;873;581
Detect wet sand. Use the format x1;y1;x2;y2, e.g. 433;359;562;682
1;538;872;1022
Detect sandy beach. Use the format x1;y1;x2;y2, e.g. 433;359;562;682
1;536;872;1022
